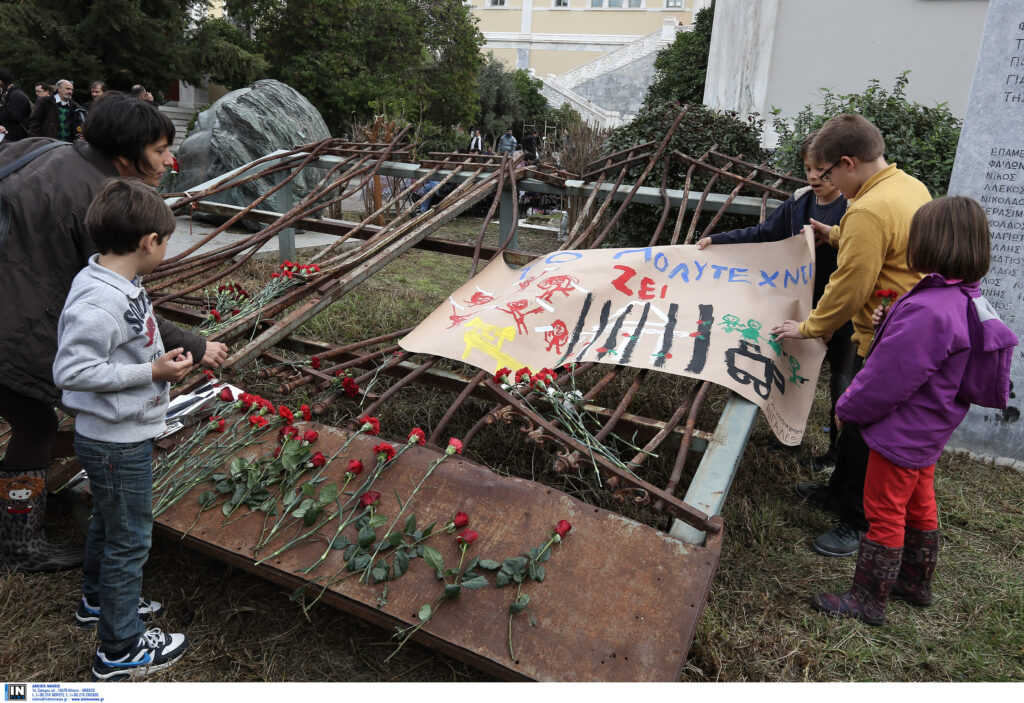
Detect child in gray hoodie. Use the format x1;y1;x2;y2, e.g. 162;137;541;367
53;179;193;681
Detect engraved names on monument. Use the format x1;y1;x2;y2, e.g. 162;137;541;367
948;0;1024;464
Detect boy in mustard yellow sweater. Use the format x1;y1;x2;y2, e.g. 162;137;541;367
772;114;932;557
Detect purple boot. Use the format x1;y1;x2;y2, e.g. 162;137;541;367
890;528;939;607
813;537;902;626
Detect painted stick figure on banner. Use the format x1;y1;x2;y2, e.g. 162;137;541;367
498;299;544;335
536;274;580;303
543;319;569;353
461;318;524;371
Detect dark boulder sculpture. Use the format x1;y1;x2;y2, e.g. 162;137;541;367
176;79;331;228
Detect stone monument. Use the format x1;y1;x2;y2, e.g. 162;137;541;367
947;0;1024;468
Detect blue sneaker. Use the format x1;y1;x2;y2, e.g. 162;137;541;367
91;628;188;681
75;596;163;629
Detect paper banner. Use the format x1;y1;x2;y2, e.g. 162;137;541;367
400;229;827;445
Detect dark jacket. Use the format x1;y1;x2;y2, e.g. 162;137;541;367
0;138;206;405
837;275;1018;468
0;85;32;141
28;96;83;141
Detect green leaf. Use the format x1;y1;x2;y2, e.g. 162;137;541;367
403;513;416;535
464;556;480;575
318;483;338;503
331;534;350;551
418;603;432;621
387;532;403;548
372;566;388;583
412;529;423;541
282;489;295;505
478;559;502;570
343;544;358;561
444;583;462;598
392;551;410;578
358;524;376;548
421;521;436;539
460;575;489;590
509;593;531;614
536;545;551;563
503;556;528;574
230;458;248;476
302;483;316;497
495;571;511;588
211;473;227;481
528;561;538;581
198;491;217;507
422;546;444;577
302;510;318;527
368;514;388;529
535;565;545;583
350;554;371;571
289;585;307;602
221;502;233;516
215;481;232;494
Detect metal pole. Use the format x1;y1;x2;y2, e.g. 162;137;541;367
499;187;517;251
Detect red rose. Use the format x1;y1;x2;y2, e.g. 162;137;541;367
302;430;319;444
219;387;234;402
456;529;478;545
554;520;572;538
446;437;463;456
493;367;512;384
279;405;294;423
300;404;312;421
453;511;469;528
358;416;380;435
210;309;222;322
310;355;321;370
373;442;396;462
273;446;282;459
202;369;216;381
407;427;426;445
346;459;364;475
359;491;381;508
310;451;326;468
514;367;532;384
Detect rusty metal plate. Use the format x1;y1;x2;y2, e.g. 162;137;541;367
154;422;722;681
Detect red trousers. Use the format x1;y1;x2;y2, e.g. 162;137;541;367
863;450;939;547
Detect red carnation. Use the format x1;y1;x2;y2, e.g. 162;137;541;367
278;425;299;442
231;308;241;316
217;285;226;292
554;520;572;538
514;367;532;384
210;309;222;322
310;451;326;468
279;405;294;423
301;430;319;444
456;529;479;545
219;387;234;402
249;415;269;428
341;376;359;398
271;272;281;279
446;437;463;456
407;427;426;446
373;442;396;462
239;393;255;409
358;416;380;435
346;459;364;475
208;416;225;432
493;367;512;385
360;491;381;508
202;369;216;381
453;511;469;529
300;404;312;421
310;355;321;370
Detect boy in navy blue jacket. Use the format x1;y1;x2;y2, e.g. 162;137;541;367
698;132;857;475
53;179;194;680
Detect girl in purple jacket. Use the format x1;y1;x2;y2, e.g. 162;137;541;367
813;196;1018;626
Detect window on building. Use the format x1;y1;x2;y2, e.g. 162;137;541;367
630;0;643;7
591;0;604;7
665;0;684;7
554;0;570;6
609;0;623;7
488;0;507;6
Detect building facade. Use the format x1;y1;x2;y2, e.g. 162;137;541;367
470;0;711;126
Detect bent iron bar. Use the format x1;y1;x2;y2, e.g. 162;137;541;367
144;111;808;534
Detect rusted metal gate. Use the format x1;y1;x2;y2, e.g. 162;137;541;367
18;113;811;680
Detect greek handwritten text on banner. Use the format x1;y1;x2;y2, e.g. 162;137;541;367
400;230;827;445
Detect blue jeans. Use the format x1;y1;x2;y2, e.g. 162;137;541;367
75;433;155;652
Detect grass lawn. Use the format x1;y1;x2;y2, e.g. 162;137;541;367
2;213;1022;682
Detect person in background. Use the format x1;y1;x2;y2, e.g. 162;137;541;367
469;129;482;153
813;196;1017;626
28;79;81;141
698;131;856;475
497;127;517;155
0;69;32;142
522;128;541;165
130;84;153;102
84;80;108;112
